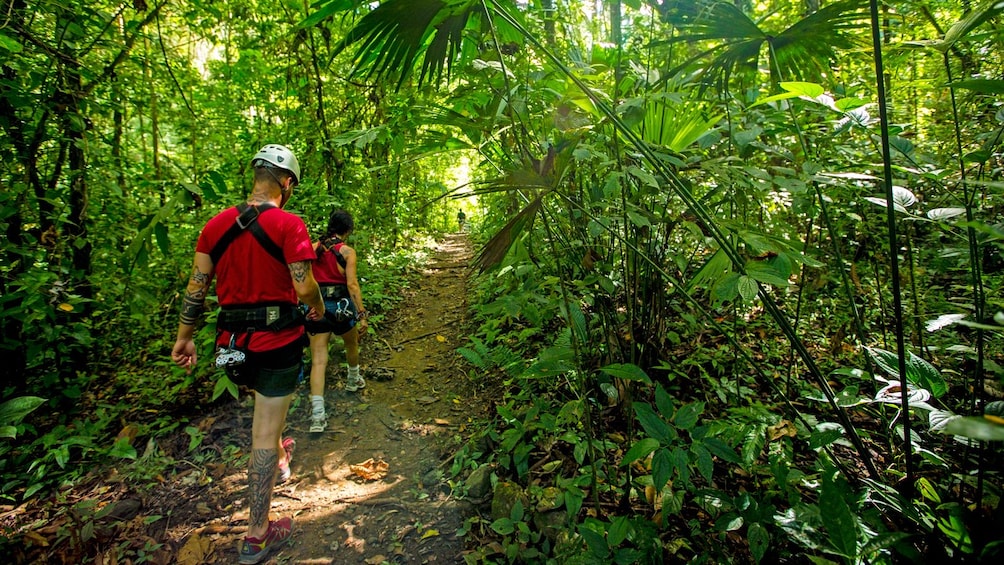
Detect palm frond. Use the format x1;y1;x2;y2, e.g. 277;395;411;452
330;0;481;90
472;194;543;274
660;0;867;91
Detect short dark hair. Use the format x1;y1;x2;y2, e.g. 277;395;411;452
253;165;296;188
326;209;354;236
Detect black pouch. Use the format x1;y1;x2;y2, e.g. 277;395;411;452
216;333;254;384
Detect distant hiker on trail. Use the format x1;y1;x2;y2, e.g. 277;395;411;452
303;209;369;434
457;208;466;232
170;144;324;564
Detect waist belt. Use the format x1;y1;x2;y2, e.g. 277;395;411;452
320;285;349;299
217;304;303;332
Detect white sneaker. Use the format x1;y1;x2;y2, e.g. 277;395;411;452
309;412;326;433
345;373;366;392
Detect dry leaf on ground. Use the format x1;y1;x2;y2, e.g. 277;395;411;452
349;458;390;481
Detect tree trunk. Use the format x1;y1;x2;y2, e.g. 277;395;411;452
61;38;94;379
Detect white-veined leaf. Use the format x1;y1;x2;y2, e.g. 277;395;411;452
925;313;967;332
927;207;967;221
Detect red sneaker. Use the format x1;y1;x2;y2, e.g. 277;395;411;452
238;516;294;564
276;437;295;484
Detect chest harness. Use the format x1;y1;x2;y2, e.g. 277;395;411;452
211;203;303;334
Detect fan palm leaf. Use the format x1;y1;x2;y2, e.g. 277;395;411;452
659;0;867;92
328;0;482;89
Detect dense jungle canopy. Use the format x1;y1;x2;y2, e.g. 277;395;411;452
2;0;1004;563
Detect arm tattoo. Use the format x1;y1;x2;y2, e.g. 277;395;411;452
289;261;310;283
248;448;279;528
179;294;205;326
180;266;210;325
191;265;210;287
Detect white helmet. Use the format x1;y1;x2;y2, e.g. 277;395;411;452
251;144;300;185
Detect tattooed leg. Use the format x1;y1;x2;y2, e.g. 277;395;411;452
248;447;278;538
247;391;293;538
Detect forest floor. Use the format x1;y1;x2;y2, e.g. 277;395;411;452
11;233;485;564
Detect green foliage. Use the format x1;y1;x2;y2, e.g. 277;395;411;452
0;396;45;439
5;0;1004;562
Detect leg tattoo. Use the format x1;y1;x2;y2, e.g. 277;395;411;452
248;448;278;528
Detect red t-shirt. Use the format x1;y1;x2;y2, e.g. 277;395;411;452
196;205;316;352
312;241;347;285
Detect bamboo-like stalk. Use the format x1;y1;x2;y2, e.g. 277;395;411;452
942;51;988;509
867;0;913;486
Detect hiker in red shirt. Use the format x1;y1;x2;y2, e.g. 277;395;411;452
303;209;369;433
170;144;324;564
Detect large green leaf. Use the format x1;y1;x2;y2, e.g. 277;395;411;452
0;396;46;425
600;363;653;384
622;437;660;466
949;79;1004;94
820;467;859;558
943;417;1004;441
673;402;704;430
864;347;948;398
652;447;674;492
633;402;676;445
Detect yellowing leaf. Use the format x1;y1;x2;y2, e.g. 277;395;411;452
177;533;212;565
421;528;440;539
23;531;49;547
436;335;446;342
58;303;74;312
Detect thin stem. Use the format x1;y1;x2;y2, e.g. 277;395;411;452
868;0;913;485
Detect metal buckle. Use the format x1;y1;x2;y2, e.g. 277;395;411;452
236;205;261;229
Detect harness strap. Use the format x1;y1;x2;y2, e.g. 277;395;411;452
217;303;303;332
209;203;286;266
320;284;349;299
317;236;348;269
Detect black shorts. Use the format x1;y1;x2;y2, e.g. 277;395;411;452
304;296;358;336
226;338;305;397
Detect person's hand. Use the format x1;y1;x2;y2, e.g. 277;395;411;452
171;339;197;373
356;319;368;339
306;306;324;321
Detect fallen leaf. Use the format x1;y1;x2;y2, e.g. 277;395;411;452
434;418;450;425
23;530;49;547
767;419;797;441
365;555;387;565
116;424;140;445
177;533;212;565
421;528;440;539
349;458;390;481
415;396;439;405
436;335;446;342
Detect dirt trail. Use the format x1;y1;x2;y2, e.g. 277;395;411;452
168;233;480;564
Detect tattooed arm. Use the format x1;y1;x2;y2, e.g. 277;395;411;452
172;252;214;372
289;260;324;320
